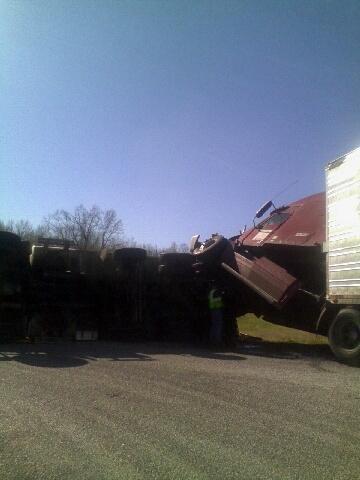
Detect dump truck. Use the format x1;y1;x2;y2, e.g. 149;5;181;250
191;147;360;364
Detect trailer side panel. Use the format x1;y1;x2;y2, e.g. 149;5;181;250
326;147;360;303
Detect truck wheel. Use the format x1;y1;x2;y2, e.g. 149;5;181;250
113;248;147;263
328;308;360;365
192;235;228;262
159;253;193;274
0;231;21;248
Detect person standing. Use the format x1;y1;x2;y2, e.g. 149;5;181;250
208;284;224;344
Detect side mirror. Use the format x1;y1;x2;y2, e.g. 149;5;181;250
255;200;274;219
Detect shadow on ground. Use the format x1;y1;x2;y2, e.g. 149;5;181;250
237;341;334;361
0;341;248;368
0;339;337;369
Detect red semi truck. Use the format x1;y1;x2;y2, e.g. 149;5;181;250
191;147;360;364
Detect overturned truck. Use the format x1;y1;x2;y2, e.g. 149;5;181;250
0;235;206;344
1;148;359;364
191;147;360;364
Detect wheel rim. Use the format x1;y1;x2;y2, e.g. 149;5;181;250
195;238;215;254
336;319;360;350
194;236;223;255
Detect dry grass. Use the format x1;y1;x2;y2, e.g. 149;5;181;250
237;313;328;345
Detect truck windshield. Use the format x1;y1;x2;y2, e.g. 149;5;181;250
259;212;290;228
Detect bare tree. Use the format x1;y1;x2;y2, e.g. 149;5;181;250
43;205;123;250
1;212;188;256
121;237;159;256
139;243;160;257
163;241;178;253
178;243;189;253
162;241;189;254
13;220;34;240
0;219;9;231
99;209;124;249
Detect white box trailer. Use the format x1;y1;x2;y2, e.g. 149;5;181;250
324;147;360;363
326;147;360;303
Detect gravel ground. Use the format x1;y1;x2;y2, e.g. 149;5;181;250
0;341;359;480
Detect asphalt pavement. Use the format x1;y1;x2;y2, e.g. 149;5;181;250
0;341;359;480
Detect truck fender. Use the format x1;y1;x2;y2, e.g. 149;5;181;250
315;303;337;335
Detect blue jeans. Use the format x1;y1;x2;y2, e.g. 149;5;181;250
210;309;223;343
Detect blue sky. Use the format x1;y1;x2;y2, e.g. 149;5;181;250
1;0;359;247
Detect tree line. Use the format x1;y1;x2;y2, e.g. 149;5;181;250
0;205;188;255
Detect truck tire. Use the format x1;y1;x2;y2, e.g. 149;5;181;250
159;252;192;264
0;231;21;249
328;308;360;365
192;235;228;262
159;253;193;273
113;248;147;264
